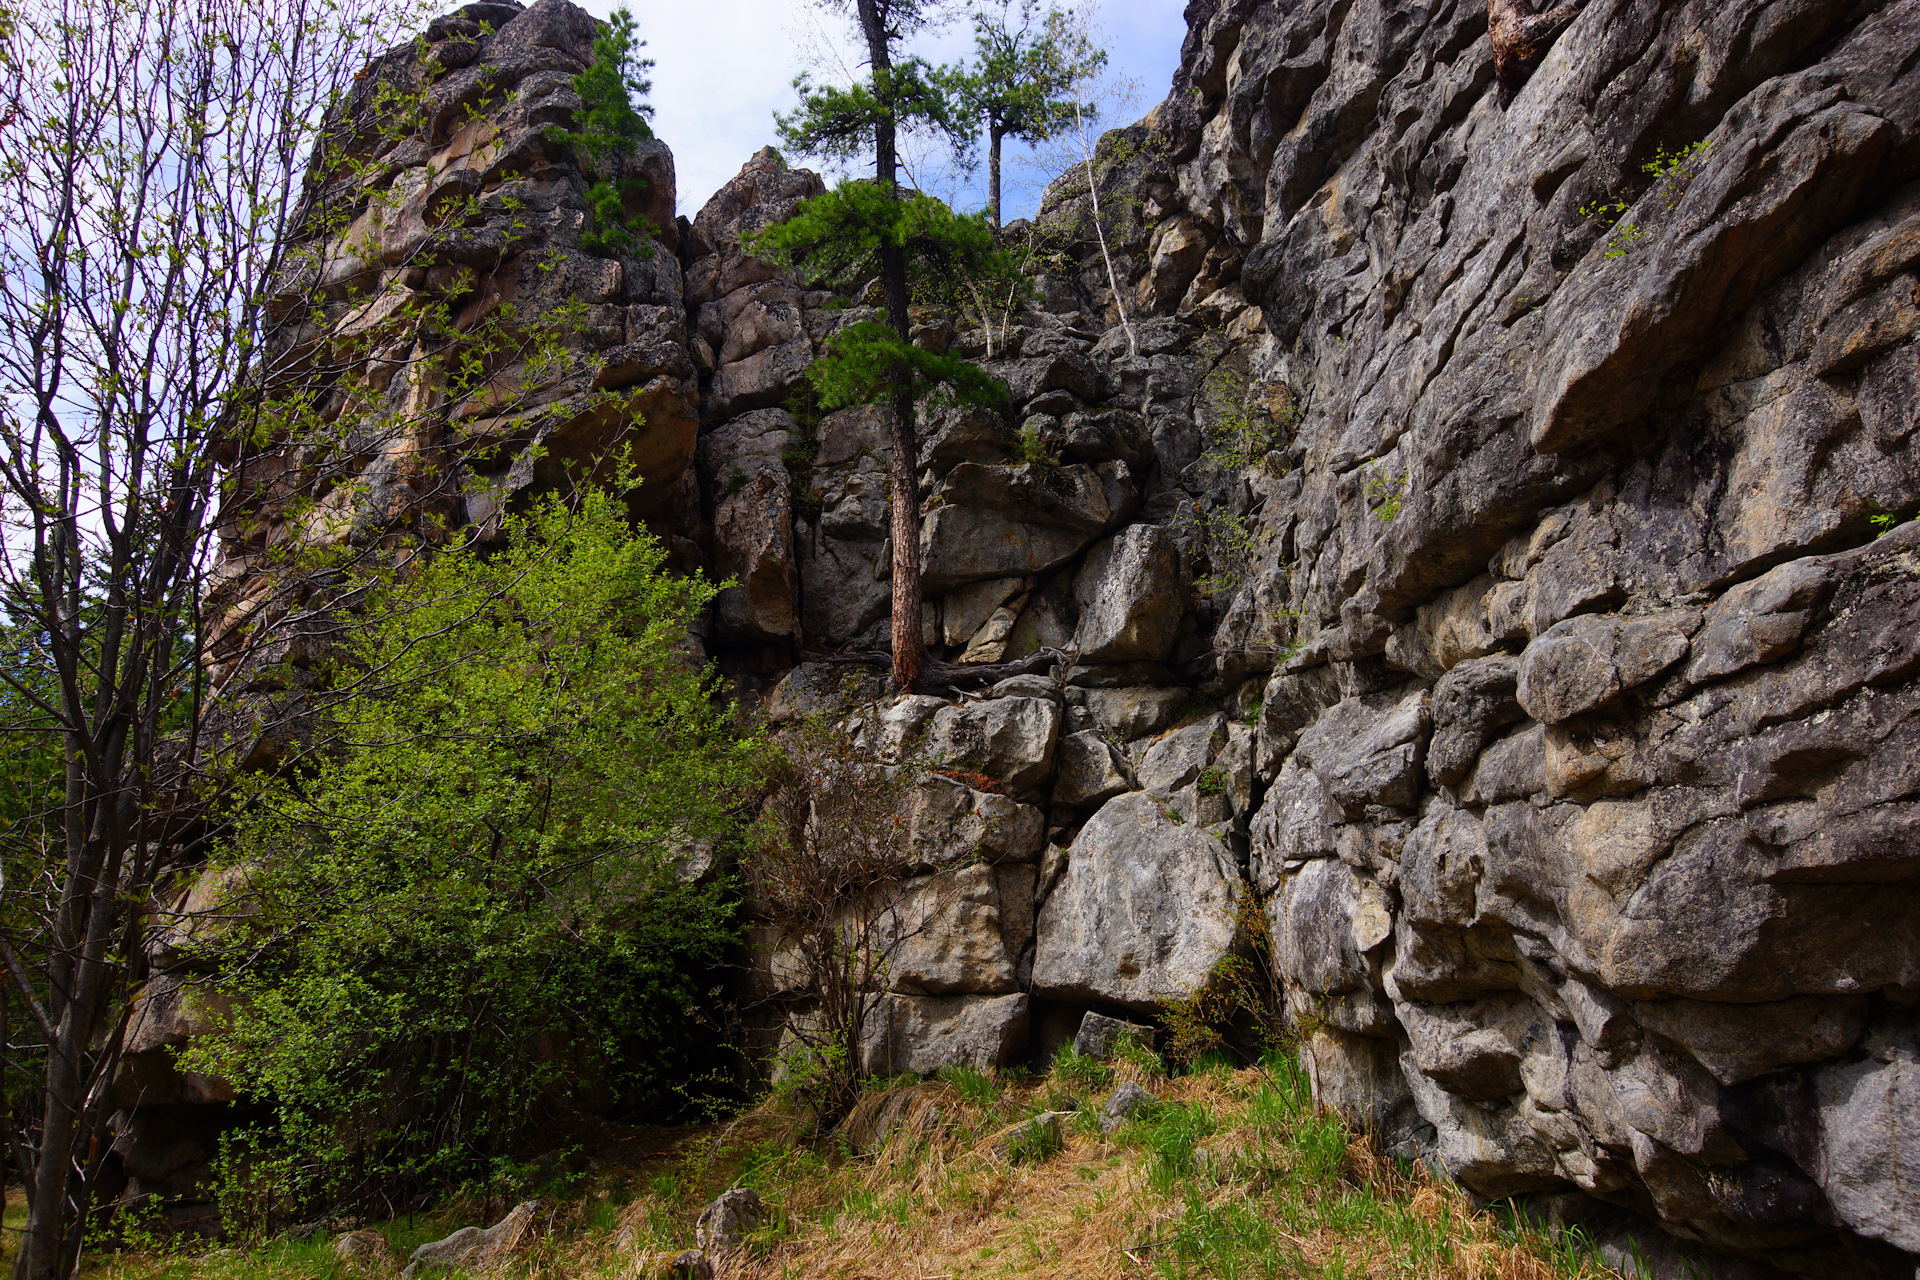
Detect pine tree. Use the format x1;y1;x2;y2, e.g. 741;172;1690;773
765;0;1008;691
544;7;657;256
954;0;1106;231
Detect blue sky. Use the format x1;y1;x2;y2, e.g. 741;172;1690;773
576;1;1190;222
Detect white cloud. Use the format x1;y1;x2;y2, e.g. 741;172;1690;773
575;0;1187;222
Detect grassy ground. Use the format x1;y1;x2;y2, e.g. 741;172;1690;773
40;1049;1620;1280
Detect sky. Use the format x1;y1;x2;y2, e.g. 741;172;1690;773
573;0;1191;222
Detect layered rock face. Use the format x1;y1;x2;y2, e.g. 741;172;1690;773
205;0;698;705
191;0;1920;1272
879;0;1914;1272
696;1;1920;1273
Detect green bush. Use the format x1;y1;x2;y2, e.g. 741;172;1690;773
185;485;754;1217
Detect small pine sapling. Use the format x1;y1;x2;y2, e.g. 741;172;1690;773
545;7;657;256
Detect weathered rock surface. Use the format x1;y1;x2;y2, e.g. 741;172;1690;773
693;1188;762;1254
1100;1081;1158;1134
1073;1011;1158;1060
401;1200;537;1279
859;993;1031;1076
198;0;1920;1271
922;696;1061;793
1032;792;1242;1010
1073;524;1183;662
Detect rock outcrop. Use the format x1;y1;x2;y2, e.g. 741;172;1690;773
178;0;1920;1272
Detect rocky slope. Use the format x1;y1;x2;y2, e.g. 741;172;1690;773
166;0;1920;1273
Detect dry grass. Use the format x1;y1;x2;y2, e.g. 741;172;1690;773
592;1054;1615;1280
67;1053;1620;1280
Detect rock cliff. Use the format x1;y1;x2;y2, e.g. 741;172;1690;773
183;0;1919;1272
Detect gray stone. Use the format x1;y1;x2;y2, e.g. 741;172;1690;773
1074;1011;1158;1059
1060;408;1150;466
1052;730;1133;809
1004;579;1079;658
1292;686;1429;813
860;993;1031;1075
1081;686;1190;741
920;464;1116;590
668;1250;713;1280
1515;611;1697;725
815;404;892;466
1685;559;1835;683
923;697;1061;792
1400;1052;1562;1199
882;863;1035;996
798;529;889;644
1032;792;1242;1010
1268;858;1396;1037
919;404;1008;469
1634;995;1870;1086
693;1187;762;1253
701;413;799;641
901;773;1045;867
1814;1014;1920;1253
1399;802;1487;928
943;577;1026;647
1398;994;1543;1101
1072;524;1183;663
1254;665;1342;777
1134;714;1224;794
1100;1081;1159;1133
1427;655;1523;787
709;337;812;421
987;673;1059;700
401;1200;537;1278
1247;757;1342;894
761;662;885;723
872;695;949;760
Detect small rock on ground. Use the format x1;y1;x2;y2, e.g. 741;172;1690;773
693;1186;762;1253
1101;1080;1159;1134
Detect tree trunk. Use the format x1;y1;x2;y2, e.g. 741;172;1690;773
856;0;926;691
988;124;1004;231
17;1060;79;1280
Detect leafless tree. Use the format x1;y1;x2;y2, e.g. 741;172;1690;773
744;719;934;1122
0;0;638;1268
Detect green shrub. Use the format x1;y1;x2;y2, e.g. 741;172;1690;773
184;485;753;1217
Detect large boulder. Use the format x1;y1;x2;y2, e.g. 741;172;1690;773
859;993;1031;1075
698;409;797;640
881;863;1036;996
401;1200;538;1279
1072;524;1183;662
922;697;1061;792
920;463;1127;590
1052;730;1133;809
1813;1014;1920;1254
694;1187;763;1253
1267;858;1396;1037
902;773;1046;867
1031;792;1243;1009
1291;685;1430;814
